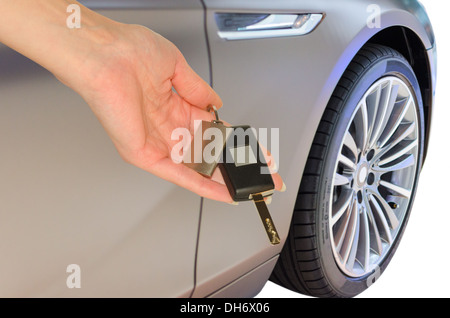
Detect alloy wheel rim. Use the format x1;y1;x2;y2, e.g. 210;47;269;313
329;76;419;278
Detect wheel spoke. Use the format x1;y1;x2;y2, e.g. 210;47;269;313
377;122;416;159
370;189;400;229
344;131;359;159
334;173;351;186
339;153;357;171
369;194;393;244
364;195;383;256
332;188;353;225
373;83;400;147
369;80;397;148
345;209;361;271
378;97;412;148
353;101;369;152
378;139;418;166
340;200;359;264
357;207;371;271
379;180;411;199
365;84;381;145
334;197;357;251
372;153;415;173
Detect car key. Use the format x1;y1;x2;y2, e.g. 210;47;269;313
219;123;281;245
183;106;280;245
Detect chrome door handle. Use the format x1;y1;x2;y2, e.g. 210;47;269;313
216;13;324;40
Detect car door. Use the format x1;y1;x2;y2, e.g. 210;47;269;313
0;0;208;297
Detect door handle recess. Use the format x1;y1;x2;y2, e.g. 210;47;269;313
215;13;324;40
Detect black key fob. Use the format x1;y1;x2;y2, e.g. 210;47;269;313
219;125;275;202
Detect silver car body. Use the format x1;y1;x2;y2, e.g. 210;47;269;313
0;0;436;297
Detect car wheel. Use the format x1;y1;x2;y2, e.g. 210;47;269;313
270;43;425;298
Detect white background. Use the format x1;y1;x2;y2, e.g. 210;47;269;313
257;0;450;298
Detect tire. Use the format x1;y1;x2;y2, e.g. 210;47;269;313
270;43;425;298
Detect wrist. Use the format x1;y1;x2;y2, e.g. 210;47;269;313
0;0;123;94
51;4;123;92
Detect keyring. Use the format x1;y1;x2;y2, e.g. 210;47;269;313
207;105;222;124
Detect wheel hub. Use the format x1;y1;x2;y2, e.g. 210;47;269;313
356;163;369;187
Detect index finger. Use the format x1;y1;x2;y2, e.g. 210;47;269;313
172;50;223;110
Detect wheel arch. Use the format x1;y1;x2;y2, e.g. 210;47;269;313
319;19;434;166
367;26;434;163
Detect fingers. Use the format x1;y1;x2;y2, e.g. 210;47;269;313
150;159;283;206
144;150;284;205
172;50;223;111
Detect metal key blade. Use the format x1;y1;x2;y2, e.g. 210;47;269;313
252;193;281;245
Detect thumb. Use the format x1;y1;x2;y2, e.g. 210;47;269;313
172;50;223;110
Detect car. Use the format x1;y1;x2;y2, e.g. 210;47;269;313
0;0;436;298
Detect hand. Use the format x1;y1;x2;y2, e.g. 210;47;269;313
73;24;284;203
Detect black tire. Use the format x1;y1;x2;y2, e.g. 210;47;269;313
270;43;425;298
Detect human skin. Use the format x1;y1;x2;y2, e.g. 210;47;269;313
0;0;284;203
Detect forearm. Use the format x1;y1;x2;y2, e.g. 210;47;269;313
0;0;118;89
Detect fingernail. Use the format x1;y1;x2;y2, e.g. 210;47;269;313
269;160;278;173
228;201;239;206
280;182;287;192
265;196;272;205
